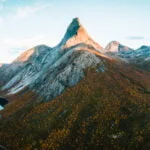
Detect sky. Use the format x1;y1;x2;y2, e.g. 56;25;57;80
0;0;150;63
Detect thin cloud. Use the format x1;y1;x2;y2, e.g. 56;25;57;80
4;35;46;49
126;36;145;40
15;4;50;19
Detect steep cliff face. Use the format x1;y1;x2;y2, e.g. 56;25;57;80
58;18;103;51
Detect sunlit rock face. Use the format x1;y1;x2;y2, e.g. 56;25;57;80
0;18;106;101
58;18;103;51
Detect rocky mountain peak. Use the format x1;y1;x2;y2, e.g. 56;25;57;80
59;18;103;51
66;17;81;35
105;41;133;53
63;17;88;41
61;17;89;44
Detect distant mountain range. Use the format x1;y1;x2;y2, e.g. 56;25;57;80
0;18;150;150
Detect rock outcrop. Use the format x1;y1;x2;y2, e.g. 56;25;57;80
104;41;133;53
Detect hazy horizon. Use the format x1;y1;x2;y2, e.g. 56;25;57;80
0;0;150;63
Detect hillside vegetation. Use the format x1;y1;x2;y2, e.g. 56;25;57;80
0;61;150;150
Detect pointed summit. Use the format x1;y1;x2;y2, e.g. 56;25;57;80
65;17;82;39
63;17;90;41
59;18;103;51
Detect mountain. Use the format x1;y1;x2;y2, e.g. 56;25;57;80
0;18;150;150
104;41;133;53
104;43;150;71
104;42;150;71
58;18;103;51
118;45;150;71
0;18;105;101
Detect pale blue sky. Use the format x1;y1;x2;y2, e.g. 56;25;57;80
0;0;150;63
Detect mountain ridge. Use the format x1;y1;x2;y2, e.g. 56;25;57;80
104;41;134;53
0;18;150;100
0;18;107;101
